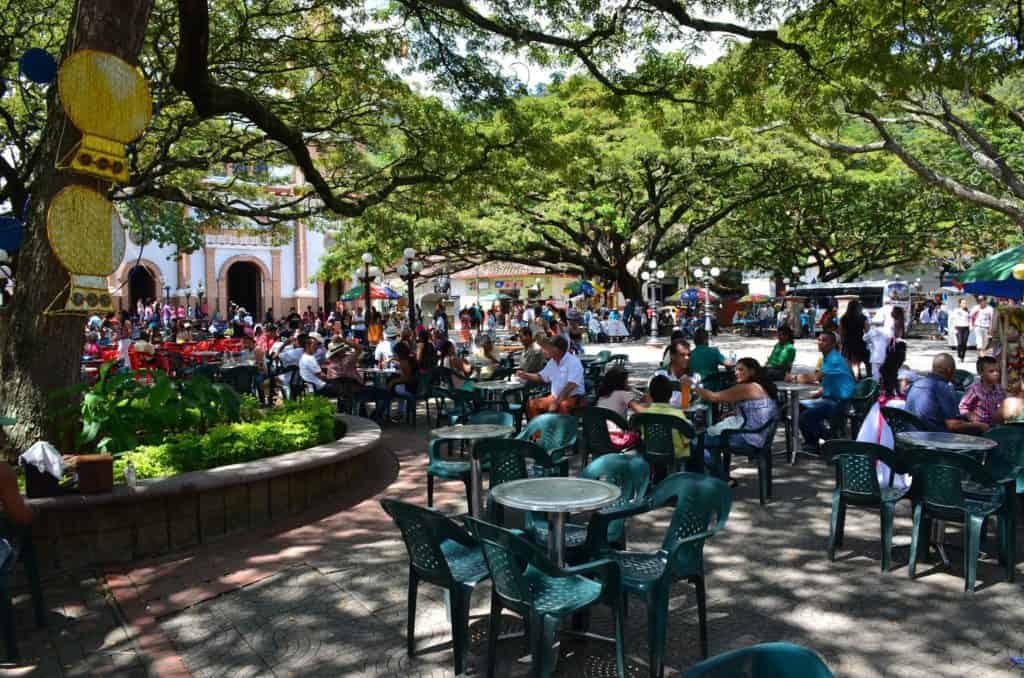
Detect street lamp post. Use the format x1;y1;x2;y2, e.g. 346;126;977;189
641;260;666;344
196;281;205;317
357;253;379;337
397;247;424;331
184;285;193;317
163;284;171;302
693;257;720;334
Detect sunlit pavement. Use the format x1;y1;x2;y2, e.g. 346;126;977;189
5;334;1021;678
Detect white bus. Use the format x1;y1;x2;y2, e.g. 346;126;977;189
787;280;912;323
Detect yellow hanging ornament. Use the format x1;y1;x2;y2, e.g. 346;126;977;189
45;185;125;314
1012;262;1024;280
57;50;152;183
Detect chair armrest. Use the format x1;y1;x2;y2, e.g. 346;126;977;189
428;438;453;461
435;517;477;548
583;497;653;554
562;558;621;595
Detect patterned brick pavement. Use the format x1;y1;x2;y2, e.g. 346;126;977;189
3;339;1024;677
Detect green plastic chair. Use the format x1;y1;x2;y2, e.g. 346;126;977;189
682;642;834;678
465;517;626;678
426;438;471;509
908;450;1017;592
500;385;528;433
630;412;701;480
580;406;634;463
716;415;780;505
953;368;975;395
529;454;651;565
823;440;910;572
590;472;732;675
881;406;928;435
394;371;435;426
847;378;879;434
517;414;577;476
480;436;565;524
983;425;1024;495
608;354;629;368
380;499;489;676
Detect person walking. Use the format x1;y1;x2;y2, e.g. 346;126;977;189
971;296;995;358
952;298;971;362
839;299;869;379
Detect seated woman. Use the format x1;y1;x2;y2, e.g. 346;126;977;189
595;367;644;449
415;330;438;372
438;340;472;389
685;357;777;483
764;324;796;381
470;335;500;379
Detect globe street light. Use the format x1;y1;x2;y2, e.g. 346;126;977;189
642;260;666;344
695;262;718;333
196;281;205;316
397;247;424;330
358;253;376;337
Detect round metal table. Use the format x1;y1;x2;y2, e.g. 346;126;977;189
775;382;818;463
490;477;621;565
431;424;515;518
895;431;998;457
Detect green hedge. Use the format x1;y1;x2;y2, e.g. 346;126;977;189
114;397;339;482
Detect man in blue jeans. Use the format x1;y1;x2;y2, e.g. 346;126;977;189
791;331;855;452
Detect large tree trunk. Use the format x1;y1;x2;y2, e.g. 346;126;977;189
0;0;155;454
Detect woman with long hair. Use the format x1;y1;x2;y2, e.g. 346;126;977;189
685;357;778;484
595;366;644;449
839;299;869;379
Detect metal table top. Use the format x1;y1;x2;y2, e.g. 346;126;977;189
430;424;516;441
774;382;817;393
490;477;621;513
895;431;998;452
472;380;524;391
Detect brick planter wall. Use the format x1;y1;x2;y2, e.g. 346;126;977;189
26;414;381;574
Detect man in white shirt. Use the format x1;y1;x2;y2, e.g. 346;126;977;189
972;297;995;357
299;337;341;397
516;336;585;418
375;329;397;365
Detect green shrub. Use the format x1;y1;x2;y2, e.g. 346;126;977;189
114;397;338;482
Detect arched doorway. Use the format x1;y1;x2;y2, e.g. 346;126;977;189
227;261;262;318
128;265;156;311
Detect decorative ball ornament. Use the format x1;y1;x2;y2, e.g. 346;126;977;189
46;186;125;314
19;48;58;84
1013;262;1024;280
57;50;152;183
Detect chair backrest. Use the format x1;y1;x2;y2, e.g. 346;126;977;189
682;642;834;678
580;406;629;460
630;412;696;467
220;365;257;395
596;350;612;362
650;472;731;577
852;378;879;401
518;413;577;456
580;454;650;538
466;517;554;607
609;354;628;367
984;425;1024;484
490;366;514;381
479;438;554;488
881;406;928;434
953;369;976;392
468;410;515;428
701;371;736;393
380;499;456;585
822;440;885;499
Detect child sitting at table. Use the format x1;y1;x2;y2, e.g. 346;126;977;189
595;367;644;449
632;375;690;462
959;355;1006;426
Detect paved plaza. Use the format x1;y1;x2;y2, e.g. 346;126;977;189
3;336;1024;677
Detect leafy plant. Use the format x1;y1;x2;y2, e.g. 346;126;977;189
53;364;249;456
113;397;338;482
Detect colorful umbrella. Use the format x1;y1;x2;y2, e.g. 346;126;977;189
954;245;1024;299
667;287;719;304
738;294;770;305
340;284;401;301
563;279;603;297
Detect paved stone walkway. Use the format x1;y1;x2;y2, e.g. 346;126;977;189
3;338;1024;677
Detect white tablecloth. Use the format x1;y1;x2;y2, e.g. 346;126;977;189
856;399;911;489
602;320;628;337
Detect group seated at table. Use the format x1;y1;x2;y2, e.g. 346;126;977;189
905;353;995;434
